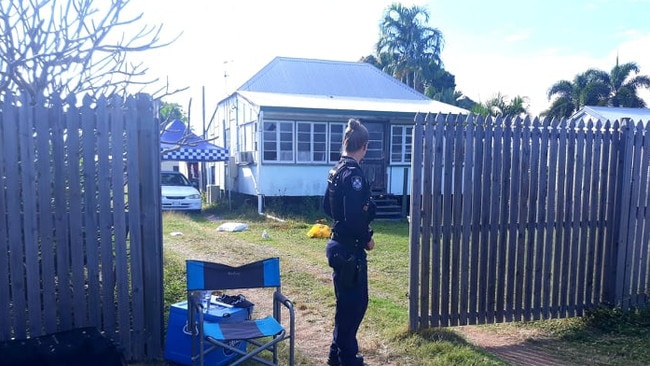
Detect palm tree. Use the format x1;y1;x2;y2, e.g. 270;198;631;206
544;60;650;118
423;61;456;98
376;3;444;93
428;88;464;106
471;93;529;117
503;95;529;116
545;70;598;118
606;60;650;107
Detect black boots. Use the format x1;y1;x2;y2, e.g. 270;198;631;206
327;354;364;366
327;356;341;366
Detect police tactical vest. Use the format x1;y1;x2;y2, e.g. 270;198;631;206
324;158;354;221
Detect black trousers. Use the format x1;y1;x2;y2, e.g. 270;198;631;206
326;239;368;366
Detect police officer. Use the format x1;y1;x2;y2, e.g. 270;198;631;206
324;119;376;366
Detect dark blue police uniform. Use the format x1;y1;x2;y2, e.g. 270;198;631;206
323;156;375;366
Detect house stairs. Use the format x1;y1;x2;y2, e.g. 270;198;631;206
372;191;404;221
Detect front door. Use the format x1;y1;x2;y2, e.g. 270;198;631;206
359;121;386;195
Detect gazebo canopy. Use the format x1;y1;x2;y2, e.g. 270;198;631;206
160;120;229;162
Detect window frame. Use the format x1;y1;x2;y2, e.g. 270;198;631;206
296;121;328;163
390;125;413;164
328;122;346;163
239;121;256;153
262;120;295;163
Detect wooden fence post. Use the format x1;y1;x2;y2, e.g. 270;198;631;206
408;112;425;331
611;121;634;308
136;93;164;358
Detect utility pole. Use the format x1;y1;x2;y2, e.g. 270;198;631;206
223;60;234;96
223;60;234;209
201;86;206;191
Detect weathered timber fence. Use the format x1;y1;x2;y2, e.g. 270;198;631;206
408;113;650;330
0;92;163;361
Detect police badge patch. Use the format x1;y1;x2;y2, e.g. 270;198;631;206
351;176;363;191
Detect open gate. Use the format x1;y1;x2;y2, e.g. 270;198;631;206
409;113;650;329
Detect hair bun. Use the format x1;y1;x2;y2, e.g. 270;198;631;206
342;119;368;153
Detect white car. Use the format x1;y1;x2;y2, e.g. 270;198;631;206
161;171;202;213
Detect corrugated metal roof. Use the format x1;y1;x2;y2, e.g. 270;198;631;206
237;90;468;115
237;57;431;100
573;106;650;123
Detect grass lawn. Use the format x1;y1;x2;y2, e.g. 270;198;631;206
158;201;650;366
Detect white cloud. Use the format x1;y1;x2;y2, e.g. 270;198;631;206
444;29;650;116
504;29;530;43
130;0;650;121
612;33;650;71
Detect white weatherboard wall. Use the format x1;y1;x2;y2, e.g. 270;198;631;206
233;164;331;197
235;164;413;197
387;166;410;195
260;165;330;196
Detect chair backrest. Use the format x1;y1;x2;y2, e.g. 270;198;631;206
186;258;281;291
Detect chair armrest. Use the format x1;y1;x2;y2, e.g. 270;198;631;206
271;290;296;364
274;291;294;310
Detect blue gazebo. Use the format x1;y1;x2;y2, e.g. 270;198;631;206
160;119;229;162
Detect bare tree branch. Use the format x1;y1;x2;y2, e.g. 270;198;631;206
0;0;181;102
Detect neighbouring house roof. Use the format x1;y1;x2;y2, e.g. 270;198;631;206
233;56;468;115
572;106;650;123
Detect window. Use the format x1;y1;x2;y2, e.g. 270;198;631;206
329;123;346;162
297;122;327;162
239;122;255;152
263;121;294;162
391;125;412;163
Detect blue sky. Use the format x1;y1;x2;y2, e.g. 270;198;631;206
135;0;650;122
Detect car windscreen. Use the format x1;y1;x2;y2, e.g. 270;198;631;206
161;173;190;186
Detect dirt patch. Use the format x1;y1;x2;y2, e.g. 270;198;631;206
454;325;570;366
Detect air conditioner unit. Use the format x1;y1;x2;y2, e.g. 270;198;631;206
236;151;254;165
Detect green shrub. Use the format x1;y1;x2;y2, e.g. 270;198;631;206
584;303;650;333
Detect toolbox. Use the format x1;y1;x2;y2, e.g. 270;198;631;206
164;299;251;366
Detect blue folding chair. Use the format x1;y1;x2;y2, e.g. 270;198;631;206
186;258;295;366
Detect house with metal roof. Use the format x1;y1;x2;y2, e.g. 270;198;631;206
206;56;468;213
571;106;650;124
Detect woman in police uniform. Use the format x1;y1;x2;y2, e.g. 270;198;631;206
323;119;376;366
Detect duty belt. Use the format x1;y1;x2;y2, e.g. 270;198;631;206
330;232;363;248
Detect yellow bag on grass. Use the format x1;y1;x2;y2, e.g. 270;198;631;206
307;223;331;238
